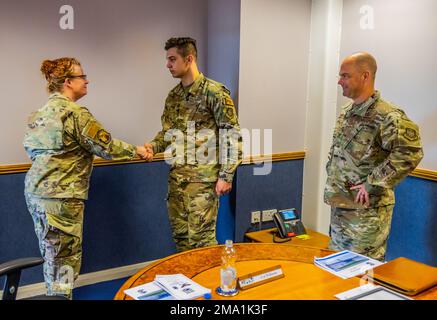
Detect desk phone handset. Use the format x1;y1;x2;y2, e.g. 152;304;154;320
273;209;307;240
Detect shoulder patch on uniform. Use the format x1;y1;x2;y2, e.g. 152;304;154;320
404;127;418;141
97;129;112;144
84;121;100;139
225;106;235;119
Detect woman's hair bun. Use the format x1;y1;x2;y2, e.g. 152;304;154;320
40;60;56;79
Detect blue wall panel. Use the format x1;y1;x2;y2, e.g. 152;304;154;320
0;171;43;285
81;162;175;274
0;161;236;286
387;176;437;266
216;193;236;244
1;159;436;288
234;160;304;242
0;162;178;285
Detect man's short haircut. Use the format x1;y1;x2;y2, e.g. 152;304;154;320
352;52;378;80
165;37;197;60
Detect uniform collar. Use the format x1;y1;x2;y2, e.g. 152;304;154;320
186;73;205;97
349;90;380;117
174;73;205;98
48;92;71;102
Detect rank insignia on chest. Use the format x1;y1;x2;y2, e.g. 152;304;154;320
97;129;112;144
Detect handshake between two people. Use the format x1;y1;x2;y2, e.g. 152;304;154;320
135;143;154;162
135;143;232;196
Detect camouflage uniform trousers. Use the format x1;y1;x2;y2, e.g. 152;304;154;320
329;205;394;261
167;178;219;252
25;194;84;298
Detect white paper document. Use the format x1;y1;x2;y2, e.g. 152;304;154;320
335;284;412;300
314;250;384;279
335;283;377;299
154;274;212;300
124;274;211;300
124;281;175;300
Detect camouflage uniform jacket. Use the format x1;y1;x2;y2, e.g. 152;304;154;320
23;93;136;200
150;73;242;183
324;91;423;208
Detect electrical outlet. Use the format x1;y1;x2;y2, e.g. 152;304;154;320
251;211;261;224
262;209;277;222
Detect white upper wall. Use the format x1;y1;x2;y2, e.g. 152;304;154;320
238;0;312;154
207;0;240;103
302;0;343;233
0;0;207;165
2;0;435;172
339;0;437;170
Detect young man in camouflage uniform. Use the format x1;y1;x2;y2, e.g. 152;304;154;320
324;52;423;261
145;38;242;252
24;57;149;298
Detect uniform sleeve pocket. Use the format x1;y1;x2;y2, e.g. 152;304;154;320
82;120;112;147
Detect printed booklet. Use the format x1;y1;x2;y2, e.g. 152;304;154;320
314;250;384;279
124;273;211;300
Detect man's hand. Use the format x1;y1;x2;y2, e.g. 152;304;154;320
144;143;154;155
143;143;154;161
350;183;369;207
215;179;232;196
136;145;153;161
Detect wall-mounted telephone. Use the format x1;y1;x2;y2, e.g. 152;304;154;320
273;209;306;239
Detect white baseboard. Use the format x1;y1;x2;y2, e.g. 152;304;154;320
2;260;156;299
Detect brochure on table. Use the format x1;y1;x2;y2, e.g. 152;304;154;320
124;281;174;300
314;250;384;279
124;273;211;300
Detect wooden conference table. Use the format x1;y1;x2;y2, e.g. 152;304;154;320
114;242;436;300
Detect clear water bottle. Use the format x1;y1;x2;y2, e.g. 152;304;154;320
216;239;239;296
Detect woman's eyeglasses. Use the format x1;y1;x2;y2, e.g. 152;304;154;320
68;74;87;80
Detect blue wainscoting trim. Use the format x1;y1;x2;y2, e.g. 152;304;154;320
387;176;437;266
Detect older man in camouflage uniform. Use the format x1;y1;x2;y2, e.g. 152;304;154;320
24;58;148;298
146;38;242;252
324;52;423;261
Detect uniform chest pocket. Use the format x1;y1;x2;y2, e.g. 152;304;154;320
167;102;187;130
344;126;376;160
188;100;213;127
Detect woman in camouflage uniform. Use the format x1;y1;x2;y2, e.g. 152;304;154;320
23;57;149;298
